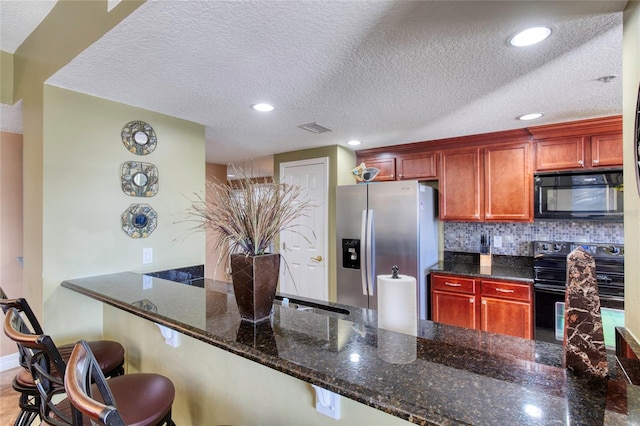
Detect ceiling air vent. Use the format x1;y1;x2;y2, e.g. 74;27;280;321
298;122;333;134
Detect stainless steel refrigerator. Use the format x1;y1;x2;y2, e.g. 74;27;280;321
336;180;439;320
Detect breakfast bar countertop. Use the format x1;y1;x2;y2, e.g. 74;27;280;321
62;272;636;425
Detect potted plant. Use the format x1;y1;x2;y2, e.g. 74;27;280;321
187;171;312;323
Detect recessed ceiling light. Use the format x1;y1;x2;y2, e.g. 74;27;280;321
252;103;275;112
509;26;552;47
517;113;543;121
347;140;361;146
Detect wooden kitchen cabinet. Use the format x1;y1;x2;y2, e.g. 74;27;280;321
439;148;482;221
530;116;623;172
431;274;533;339
439;141;532;222
591;133;623;168
397;152;438;180
480;279;533;339
484;142;532;222
534;136;586;171
533;134;622;171
431;274;479;329
359;157;396;181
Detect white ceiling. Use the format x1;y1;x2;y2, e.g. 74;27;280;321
1;1;627;170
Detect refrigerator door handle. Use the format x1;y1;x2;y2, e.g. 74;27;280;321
360;210;368;296
366;209;374;296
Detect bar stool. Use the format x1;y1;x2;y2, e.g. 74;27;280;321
1;290;124;425
65;340;176;426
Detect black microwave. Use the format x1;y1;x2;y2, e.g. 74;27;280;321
534;170;624;221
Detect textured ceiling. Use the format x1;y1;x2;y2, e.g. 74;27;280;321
3;1;627;168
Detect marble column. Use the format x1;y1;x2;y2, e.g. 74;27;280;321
564;247;608;378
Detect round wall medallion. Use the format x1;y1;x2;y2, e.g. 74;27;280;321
121;204;157;238
120;161;159;197
122;121;157;155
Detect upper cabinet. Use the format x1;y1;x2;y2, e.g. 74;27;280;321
357;157;396;181
353;116;619;222
440;147;482;221
397;152;438;180
529;116;622;172
440;139;532;222
483;142;532;222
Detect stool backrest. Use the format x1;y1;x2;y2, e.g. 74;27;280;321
0;286;44;334
66;339;123;426
3;307;78;426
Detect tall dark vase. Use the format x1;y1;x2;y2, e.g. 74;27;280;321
230;253;280;323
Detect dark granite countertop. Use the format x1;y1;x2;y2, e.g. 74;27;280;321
429;252;534;283
62;272;637;425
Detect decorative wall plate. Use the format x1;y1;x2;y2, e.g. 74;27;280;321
121;204;157;238
122;120;157;155
120;161;159;197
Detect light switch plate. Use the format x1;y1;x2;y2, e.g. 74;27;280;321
493;236;502;248
142;247;153;264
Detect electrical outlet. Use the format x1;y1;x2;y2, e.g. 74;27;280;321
142;248;153;264
493;236;502;248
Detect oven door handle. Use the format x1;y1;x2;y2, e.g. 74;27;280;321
533;284;566;294
535;284;625;302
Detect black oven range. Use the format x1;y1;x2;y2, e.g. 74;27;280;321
533;240;624;346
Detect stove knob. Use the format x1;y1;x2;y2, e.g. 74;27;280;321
552;243;562;252
541;243;549;251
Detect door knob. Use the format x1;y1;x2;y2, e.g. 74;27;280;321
310;255;323;262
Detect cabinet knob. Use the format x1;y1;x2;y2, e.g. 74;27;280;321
578;160;584;166
593;159;600;165
482;300;487;305
469;298;474;303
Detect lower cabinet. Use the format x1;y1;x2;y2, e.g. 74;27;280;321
431;273;533;339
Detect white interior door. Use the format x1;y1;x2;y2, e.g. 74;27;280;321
279;157;328;301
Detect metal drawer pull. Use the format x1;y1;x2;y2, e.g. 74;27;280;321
445;282;462;287
495;288;515;293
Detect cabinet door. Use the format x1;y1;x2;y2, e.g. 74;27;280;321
484;142;532;222
534;137;586;171
432;290;477;329
398;152;438;180
362;158;396;181
440;148;482;221
591;133;622;168
480;297;532;339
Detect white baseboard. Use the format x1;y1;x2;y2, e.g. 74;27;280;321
0;352;20;371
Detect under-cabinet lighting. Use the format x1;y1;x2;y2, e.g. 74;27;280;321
509;26;552;47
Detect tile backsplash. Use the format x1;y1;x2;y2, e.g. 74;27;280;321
443;221;624;257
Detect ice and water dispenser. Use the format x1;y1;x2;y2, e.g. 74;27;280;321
342;239;360;269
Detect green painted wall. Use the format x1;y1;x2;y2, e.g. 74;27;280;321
1;51;13;105
43;85;205;342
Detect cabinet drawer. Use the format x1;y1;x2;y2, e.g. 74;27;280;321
432;274;476;294
481;280;531;302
